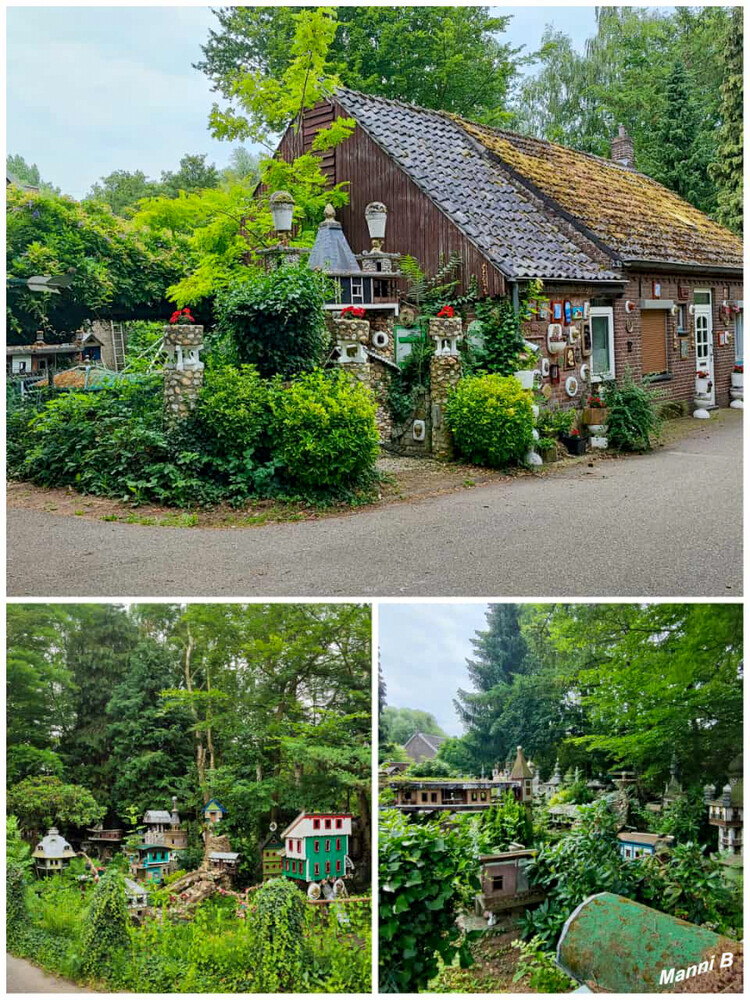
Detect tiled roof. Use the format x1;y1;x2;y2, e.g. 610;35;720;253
458;119;743;271
335;89;622;282
334;89;742;277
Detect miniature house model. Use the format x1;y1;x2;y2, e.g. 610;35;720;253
208;851;240;875
203;799;226;825
475;846;546;916
33;827;76;876
130;842;174;884
143;797;188;851
281;812;353;883
705;753;743;857
261;829;285;880
82;823;123;861
308;203;401;314
390;746;535;813
617;831;674;860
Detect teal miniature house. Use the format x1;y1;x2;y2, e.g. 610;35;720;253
131;842;173;883
281;812;353;882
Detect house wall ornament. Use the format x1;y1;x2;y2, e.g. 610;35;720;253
547;324;566;353
429;316;462;356
565;375;579;397
625;300;636;313
412;419;426;441
372;330;390;350
541;357;550;377
580;363;590;381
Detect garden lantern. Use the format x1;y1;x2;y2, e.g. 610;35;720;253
269;190;295;236
365;201;388;248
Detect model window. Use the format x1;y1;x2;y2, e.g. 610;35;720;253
351;277;364;304
313;819;320;829
336;860;342;873
421;792;428;802
298;839;302;852
325;839;331;852
404;790;412;800
480;792;487;801
471;791;477;801
325;861;331;874
314;839;320;853
431;792;437;802
325;818;332;829
492;876;504;891
336;838;341;851
335;818;342;829
314;863;320;876
287;839;293;851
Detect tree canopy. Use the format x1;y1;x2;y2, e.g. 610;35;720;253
6;603;372;881
197;5;521;127
380;706;446;747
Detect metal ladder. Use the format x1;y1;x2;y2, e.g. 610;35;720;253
111;321;126;371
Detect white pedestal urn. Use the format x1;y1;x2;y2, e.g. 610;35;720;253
730;368;744;409
693;373;712;419
514;369;536;390
589;424;609;449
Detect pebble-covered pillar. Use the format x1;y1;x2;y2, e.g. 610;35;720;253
163;324;204;427
428;317;463;460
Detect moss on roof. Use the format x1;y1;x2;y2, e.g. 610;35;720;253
455;118;743;270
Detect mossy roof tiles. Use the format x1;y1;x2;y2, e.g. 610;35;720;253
335;89;621;282
458;119;743;270
334;89;742;278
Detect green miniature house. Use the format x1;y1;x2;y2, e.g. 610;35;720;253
281;812;353;882
203;798;226;825
261;830;285;880
130;842;173;883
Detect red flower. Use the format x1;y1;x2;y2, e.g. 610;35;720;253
170;308;195;324
733;364;743;374
436;305;455;318
341;306;366;318
571;428;580;436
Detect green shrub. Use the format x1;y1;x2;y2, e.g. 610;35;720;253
216;264;329;378
379;810;480;993
603;374;661;451
512;935;576;992
197;364;271;458
269;369;380;489
79;868;131;976
6;864;29;948
445;374;534;467
249;878;307;992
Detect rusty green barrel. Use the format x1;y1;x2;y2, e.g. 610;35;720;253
556;892;741;992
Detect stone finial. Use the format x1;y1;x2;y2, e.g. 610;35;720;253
703;783;716;804
324;203;336;221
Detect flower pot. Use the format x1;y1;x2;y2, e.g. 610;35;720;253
731;372;743;389
582;406;609;425
540;446;557;464
695;377;711;396
514;369;536;390
548;340;566;355
562;435;587;456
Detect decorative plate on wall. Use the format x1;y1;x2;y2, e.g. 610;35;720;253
565;376;579;397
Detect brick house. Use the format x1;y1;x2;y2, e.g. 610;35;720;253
403;730;447;763
278;90;743;410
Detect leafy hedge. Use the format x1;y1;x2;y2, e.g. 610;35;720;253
8;366;380;507
379;810;480;993
445;373;534;467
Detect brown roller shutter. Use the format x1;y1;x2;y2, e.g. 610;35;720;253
641;311;667;374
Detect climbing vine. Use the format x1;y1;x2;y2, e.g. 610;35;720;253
249;877;307;992
80;868;131;976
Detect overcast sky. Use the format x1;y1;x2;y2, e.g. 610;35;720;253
6;4;604;199
379;602;494;736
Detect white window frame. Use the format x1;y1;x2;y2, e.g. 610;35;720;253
589;306;615;382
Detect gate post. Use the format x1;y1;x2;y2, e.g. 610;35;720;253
163;324;204;428
429;317;463;459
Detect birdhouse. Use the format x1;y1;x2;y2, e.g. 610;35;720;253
203;799;226;825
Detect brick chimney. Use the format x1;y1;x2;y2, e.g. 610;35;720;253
611;125;634;168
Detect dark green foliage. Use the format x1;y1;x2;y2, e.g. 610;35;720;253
379;810;480;992
249;879;307;992
9;364;380;506
655;790;707;843
445;374;534;467
476;793;533;852
386;339;434;424
268;369;380;489
634;842;732;930
197;363;270;458
198;7;520;126
6;864;29;948
79;869;131;976
536;406;576;440
512;935;576;992
469;298;527;376
216;265;329;378
6;187;185;340
406;759;456;779
7;776;105;833
603;374;661;451
710;7;743;233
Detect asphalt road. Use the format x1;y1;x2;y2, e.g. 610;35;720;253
7;413;742;598
6;955;94;993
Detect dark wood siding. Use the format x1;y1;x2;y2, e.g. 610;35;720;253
277;100;505;297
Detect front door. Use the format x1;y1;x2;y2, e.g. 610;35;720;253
693;291;715;405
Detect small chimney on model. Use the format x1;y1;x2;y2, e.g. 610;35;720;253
611;124;635;168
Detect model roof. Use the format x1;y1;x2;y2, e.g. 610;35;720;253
143;810;172;824
308;204;362;275
404;731;448;753
33;828;75;859
510;745;533;780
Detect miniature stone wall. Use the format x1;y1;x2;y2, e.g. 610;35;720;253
163;324;204;427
